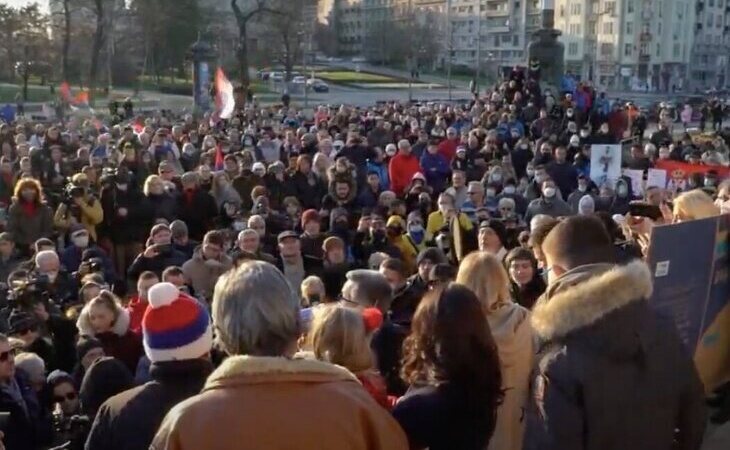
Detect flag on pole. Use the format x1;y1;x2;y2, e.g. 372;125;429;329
73;91;89;106
215;68;235;120
59;82;71;103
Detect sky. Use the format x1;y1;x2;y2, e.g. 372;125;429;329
5;0;49;11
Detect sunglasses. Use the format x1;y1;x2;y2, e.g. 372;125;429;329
17;326;37;335
0;348;16;362
53;392;78;403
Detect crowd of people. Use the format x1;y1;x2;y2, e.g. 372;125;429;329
0;66;729;450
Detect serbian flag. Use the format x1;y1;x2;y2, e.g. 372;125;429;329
215;68;235;120
214;143;225;171
59;82;71;103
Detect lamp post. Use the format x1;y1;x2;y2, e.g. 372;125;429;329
446;0;453;101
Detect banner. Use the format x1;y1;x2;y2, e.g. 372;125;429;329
654;160;730;188
590;144;622;189
646;168;667;190
647;214;730;392
623;169;644;196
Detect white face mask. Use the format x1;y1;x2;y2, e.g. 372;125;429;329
503;186;516;195
486;189;496;197
72;236;89;248
543;187;557;198
232;221;246;231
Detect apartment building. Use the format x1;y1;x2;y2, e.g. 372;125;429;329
556;0;727;92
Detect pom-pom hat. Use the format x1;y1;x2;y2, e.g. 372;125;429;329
142;283;213;363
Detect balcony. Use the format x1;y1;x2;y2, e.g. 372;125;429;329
639;32;652;42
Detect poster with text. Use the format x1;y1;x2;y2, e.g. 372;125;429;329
590;144;622;189
647;214;730;392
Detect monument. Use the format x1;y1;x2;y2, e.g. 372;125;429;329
527;0;565;89
189;36;216;113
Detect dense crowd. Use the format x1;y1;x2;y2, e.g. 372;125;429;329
0;67;729;450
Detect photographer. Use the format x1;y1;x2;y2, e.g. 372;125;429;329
126;224;188;280
98;167;145;276
60;225;115;284
47;370;87;450
0;233;21;306
7;310;57;372
54;178;104;243
31;251;77;306
6;179;54;257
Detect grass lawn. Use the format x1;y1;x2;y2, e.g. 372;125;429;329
0;84;56;103
316;70;403;84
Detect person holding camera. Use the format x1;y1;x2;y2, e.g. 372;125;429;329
0;234;21;302
6;179;54;257
60;225;114;283
54;176;104;244
32;251;77;307
127;224;187;280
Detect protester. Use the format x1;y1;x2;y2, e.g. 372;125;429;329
505;247;546;309
393;284;503;450
525;215;706;449
456;252;533;450
85;283;213;450
151;261;407;449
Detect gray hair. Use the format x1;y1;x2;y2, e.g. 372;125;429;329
342;269;392;312
530;214;553;231
35;250;59;267
237;228;258;242
247;215;265;228
212;261;300;356
397;139;411;150
498;197;516;209
15;352;45;384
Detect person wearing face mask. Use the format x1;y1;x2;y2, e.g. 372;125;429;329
610;179;632;215
511;139;533;180
127;224;188;280
497;179;528;216
546;146;579;200
32;250;77;305
524;178;573;224
524;165;548;202
60;224;113;279
354;210;402;265
7;178;54;256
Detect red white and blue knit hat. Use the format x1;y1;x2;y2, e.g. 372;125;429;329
142;283;213;363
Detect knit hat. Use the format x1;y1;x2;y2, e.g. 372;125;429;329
416;248;447;267
169;220;188;238
301;209;320;227
8;310;38;335
76;335;104;362
142;283;213;362
479;219;508;247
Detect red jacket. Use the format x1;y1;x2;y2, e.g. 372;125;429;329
438;138;459;162
388;153;421;196
127;296;148;336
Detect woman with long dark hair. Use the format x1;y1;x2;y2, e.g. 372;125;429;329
393;283;503;450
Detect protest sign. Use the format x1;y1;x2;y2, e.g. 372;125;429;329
646;168;667;189
623;169;644;196
590;144;622;189
647;214;730;392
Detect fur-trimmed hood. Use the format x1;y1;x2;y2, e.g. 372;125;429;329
531;260;653;341
77;303;131;337
204;355;359;391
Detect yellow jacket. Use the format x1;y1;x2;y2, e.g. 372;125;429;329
426;210;473;237
54;197;104;241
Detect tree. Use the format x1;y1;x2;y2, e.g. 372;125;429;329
231;0;281;87
265;0;306;81
61;0;72;81
14;4;51;100
0;4;23;80
88;0;105;101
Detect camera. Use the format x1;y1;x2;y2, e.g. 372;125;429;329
52;413;91;450
6;274;51;311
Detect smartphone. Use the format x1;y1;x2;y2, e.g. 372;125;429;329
629;203;663;221
0;411;10;432
154;244;172;254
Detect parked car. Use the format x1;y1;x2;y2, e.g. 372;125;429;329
270;72;285;82
292;76;307;84
309;80;329;93
351;56;367;63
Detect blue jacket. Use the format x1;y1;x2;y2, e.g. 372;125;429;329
60;244;116;281
420;152;450;193
366;160;390;191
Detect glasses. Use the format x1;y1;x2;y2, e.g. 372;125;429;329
17;326;37;335
53;392;78;403
0;348;16;362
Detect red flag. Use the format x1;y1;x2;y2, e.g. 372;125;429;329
59;82;71;102
73;91;89;106
214;143;225;171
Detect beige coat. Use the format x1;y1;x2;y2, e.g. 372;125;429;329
181;247;232;301
151;355;408;450
488;303;533;450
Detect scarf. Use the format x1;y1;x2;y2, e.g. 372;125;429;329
20;200;37;217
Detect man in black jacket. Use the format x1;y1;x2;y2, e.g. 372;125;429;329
525;215;705;450
175;172;218;242
127;225;188;280
85;282;213;450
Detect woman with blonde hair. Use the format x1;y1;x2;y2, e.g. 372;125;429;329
141;174;177;223
456;251;533;450
308;304;389;409
672;189;721;222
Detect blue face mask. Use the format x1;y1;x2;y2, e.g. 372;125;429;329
409;226;425;244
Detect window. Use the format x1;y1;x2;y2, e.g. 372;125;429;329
601;43;613;55
605;1;616;15
570;3;581;15
502;34;511;42
624;43;632;56
626;22;633;34
707;14;714;27
717;15;723;28
627;0;634;13
569;23;581;34
603;21;614;34
673;43;681;57
513;35;519;46
568;42;579;55
656;43;661;57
